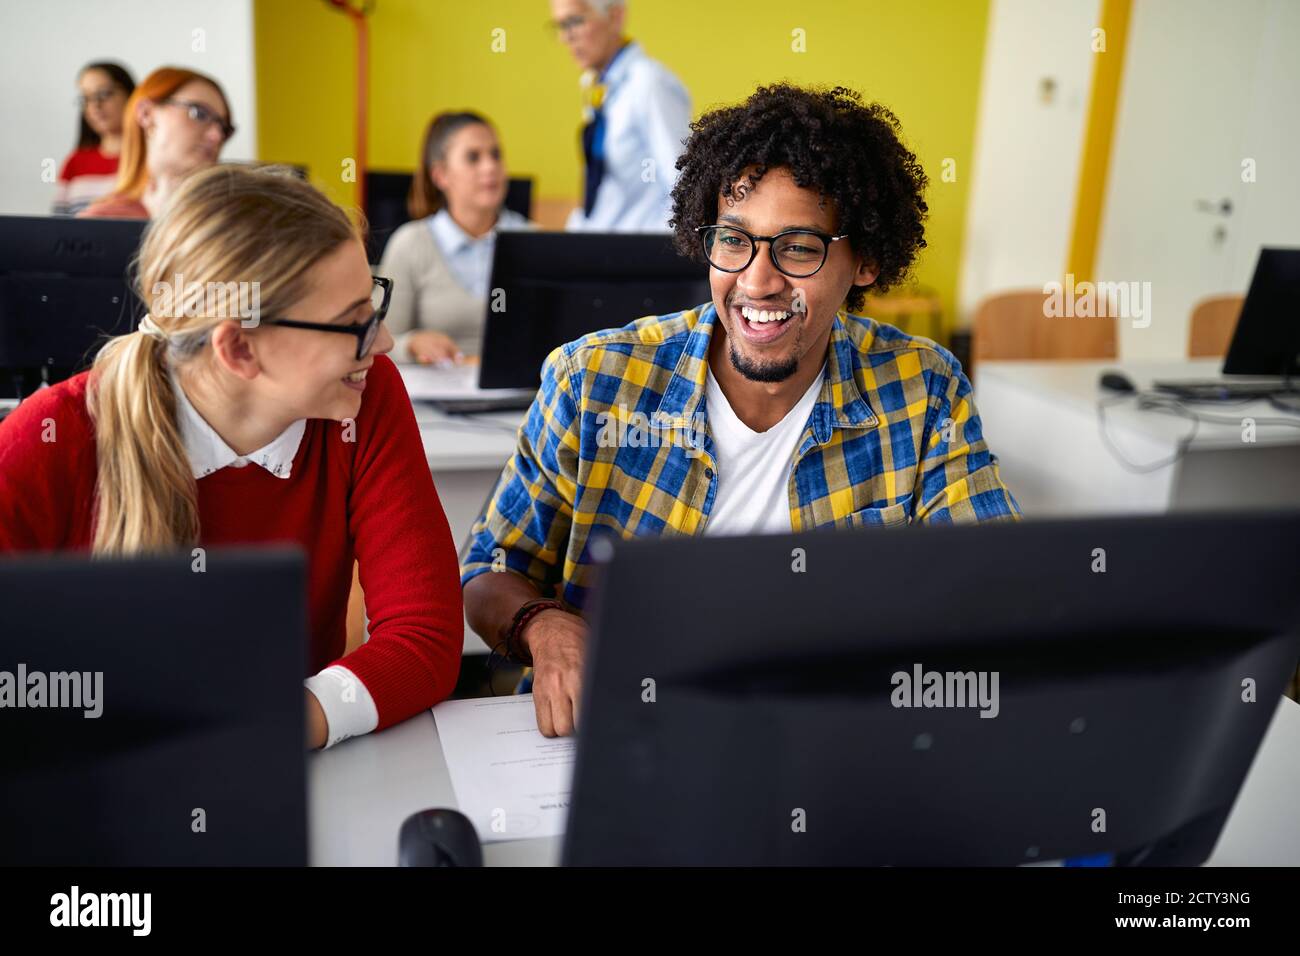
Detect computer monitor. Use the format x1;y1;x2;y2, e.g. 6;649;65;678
363;170;415;263
504;178;533;223
0;549;309;865
1223;247;1300;377
363;170;534;262
563;511;1300;866
478;231;712;389
0;214;145;399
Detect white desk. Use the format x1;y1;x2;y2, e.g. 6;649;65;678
308;695;1300;867
975;359;1300;517
309;703;561;867
413;403;525;655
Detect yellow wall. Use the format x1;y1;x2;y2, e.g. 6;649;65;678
254;0;990;336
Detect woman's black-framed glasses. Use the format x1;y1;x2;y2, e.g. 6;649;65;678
697;224;848;279
160;98;237;141
76;88;124;109
262;275;392;361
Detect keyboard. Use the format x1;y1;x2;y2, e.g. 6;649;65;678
1151;379;1291;400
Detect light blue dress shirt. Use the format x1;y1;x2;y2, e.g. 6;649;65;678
565;41;692;233
427;207;530;299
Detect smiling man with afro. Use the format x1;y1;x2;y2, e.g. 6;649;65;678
462;82;1020;739
672;83;929;315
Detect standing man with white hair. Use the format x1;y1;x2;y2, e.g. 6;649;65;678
550;0;691;232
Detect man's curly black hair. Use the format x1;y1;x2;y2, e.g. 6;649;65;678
670;84;928;314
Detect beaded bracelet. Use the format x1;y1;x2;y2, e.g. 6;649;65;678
504;598;566;666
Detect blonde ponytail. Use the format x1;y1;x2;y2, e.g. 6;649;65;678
88;331;197;554
87;163;360;556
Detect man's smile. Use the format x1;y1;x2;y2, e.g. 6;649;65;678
729;299;804;344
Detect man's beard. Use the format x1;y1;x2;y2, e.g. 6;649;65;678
728;311;806;382
728;342;799;382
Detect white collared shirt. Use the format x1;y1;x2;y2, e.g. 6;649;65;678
427;207;530;299
170;368;307;480
171;370;379;749
565;41;692;233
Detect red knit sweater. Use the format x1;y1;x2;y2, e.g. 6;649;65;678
0;355;463;730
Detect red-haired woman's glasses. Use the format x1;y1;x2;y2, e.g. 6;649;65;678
160;99;236;141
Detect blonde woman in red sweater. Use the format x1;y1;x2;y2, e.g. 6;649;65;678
0;164;464;750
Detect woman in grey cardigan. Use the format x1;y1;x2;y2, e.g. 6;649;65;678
380;111;533;364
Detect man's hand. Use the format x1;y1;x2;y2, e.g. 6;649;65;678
525;609;589;737
407;330;463;365
462;573;587;737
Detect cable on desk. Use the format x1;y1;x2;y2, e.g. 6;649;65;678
486;640;510;696
1096;390;1300;475
1096;394;1198;474
1268;391;1300;415
486;640;529;697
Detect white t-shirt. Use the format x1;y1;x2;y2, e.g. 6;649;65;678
702;364;826;536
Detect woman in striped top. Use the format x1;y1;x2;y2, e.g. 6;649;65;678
52;61;135;216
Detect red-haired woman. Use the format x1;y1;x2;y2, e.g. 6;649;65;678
80;66;233;220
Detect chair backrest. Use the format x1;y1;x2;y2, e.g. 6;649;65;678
972;289;1118;362
532;198;577;230
862;289;943;343
1188;294;1244;358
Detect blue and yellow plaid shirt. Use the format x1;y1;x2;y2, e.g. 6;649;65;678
461;301;1020;610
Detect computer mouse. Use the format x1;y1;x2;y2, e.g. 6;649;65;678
397;808;483;867
1099;370;1137;394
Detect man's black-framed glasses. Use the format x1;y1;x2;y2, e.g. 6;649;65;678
262;275;392;361
697;224;849;279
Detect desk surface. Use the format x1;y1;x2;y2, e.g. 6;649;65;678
414;403;524;472
414;363;1300;467
977;359;1300;450
310;701;561;866
409;402;528;656
974;359;1300;515
309;694;1300;867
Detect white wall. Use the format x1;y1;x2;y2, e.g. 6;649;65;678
0;0;257;215
1097;0;1300;359
958;0;1100;323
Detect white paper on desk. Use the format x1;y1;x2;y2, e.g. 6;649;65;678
397;363;479;398
432;694;574;843
397;362;533;400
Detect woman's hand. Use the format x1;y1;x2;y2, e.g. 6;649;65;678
407;330;463;365
305;690;328;750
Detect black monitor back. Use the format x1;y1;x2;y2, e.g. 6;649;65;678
563;512;1300;866
1223;247;1300;377
479;231;711;389
0;549;309;865
0;215;145;399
